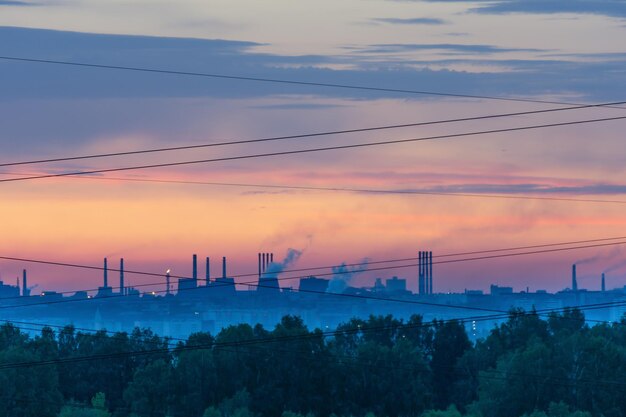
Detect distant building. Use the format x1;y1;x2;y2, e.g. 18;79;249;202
386;276;407;293
299;277;329;293
0;281;19;298
490;285;513;296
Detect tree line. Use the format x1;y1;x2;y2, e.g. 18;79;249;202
1;308;625;417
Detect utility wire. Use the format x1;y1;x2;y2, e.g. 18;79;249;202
1;100;625;168
4;336;625;416
1;239;625;312
1;235;624;295
4;319;626;392
3;55;626;108
1;115;626;184
3;169;625;204
2;299;626;381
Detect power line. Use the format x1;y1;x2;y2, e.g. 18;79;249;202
3;333;624;415
3;55;626;108
76;176;626;205
1;237;624;305
3;299;626;386
4;317;626;392
1;100;625;168
4;292;621;349
2;115;626;184
1;236;623;296
3;170;625;205
1;239;625;311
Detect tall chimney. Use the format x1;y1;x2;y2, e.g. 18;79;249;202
206;257;210;285
22;269;28;297
270;253;274;263
418;251;424;295
103;258;108;288
427;251;431;294
192;254;198;283
424;251;428;294
428;252;433;294
120;258;125;295
166;271;171;296
258;253;262;279
602;273;606;292
222;256;227;278
572;264;578;291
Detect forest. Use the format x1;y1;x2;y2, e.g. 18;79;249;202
1;308;625;417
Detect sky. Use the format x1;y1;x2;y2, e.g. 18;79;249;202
1;0;626;294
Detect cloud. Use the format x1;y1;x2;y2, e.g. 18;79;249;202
371;17;447;25
422;0;626;18
356;43;546;54
248;103;350;110
425;183;626;196
1;26;625;105
0;1;35;5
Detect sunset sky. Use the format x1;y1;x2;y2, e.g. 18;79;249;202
1;0;626;294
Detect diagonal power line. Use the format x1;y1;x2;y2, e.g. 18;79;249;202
0;238;625;311
1;100;625;168
3;55;626;108
1;115;626;183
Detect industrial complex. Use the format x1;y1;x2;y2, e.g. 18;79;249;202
0;252;624;340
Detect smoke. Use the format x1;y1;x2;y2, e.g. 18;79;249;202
604;259;626;275
264;248;303;276
576;246;621;266
327;258;370;294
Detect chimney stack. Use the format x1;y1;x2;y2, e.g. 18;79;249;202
418;251;424;295
258;253;262;279
572;264;578;292
103;258;108;288
206;257;210;285
429;251;433;294
120;258;125;295
270;253;274;263
222;256;227;278
192;254;198;283
22;269;28;297
602;273;606;292
166;270;171;296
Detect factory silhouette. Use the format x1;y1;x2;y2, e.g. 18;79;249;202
0;251;624;340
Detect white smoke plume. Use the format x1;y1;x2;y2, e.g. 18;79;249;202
327;259;370;293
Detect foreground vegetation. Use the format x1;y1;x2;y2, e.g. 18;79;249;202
1;308;625;417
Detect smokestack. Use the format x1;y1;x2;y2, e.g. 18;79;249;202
192;254;198;283
206;257;210;285
572;264;578;292
22;269;27;297
429;251;433;295
422;251;428;294
166;270;171;296
103;258;108;288
418;251;423;295
258;253;262;279
222;256;227;278
602;273;606;292
270;253;274;263
120;258;125;295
